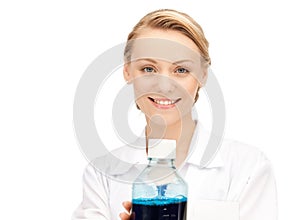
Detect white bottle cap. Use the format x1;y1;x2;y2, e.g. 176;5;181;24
148;139;176;159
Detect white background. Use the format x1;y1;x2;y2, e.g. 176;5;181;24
0;0;299;219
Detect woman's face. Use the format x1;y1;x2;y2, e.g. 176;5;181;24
123;28;206;126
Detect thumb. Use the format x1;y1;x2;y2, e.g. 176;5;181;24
122;201;132;213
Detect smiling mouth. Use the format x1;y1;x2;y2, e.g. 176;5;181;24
148;97;181;106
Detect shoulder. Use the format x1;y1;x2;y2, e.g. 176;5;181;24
87;143;147;177
219;138;273;176
221;138;270;161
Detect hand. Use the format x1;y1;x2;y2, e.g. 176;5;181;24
119;201;132;220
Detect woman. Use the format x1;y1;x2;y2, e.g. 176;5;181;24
73;9;277;220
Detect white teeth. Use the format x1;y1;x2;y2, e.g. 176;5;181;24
153;99;176;105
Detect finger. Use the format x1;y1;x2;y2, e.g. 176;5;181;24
119;212;130;220
122;201;132;212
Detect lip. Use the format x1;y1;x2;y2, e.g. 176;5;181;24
148;97;181;109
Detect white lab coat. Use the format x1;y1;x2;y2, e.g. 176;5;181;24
72;122;277;220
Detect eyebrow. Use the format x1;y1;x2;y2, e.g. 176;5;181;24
134;58;194;64
172;59;194;65
134;58;158;64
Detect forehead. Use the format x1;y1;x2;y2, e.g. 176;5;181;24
129;28;201;63
136;28;199;52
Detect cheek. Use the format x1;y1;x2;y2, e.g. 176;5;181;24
132;75;157;97
180;79;199;98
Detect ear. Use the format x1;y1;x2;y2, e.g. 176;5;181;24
123;63;133;83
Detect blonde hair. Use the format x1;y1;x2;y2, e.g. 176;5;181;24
124;9;211;67
124;9;211;103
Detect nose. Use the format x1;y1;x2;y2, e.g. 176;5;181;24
157;74;175;93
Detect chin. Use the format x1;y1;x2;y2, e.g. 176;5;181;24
157;117;179;126
147;112;182;127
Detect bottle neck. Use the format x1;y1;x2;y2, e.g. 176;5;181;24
148;158;176;168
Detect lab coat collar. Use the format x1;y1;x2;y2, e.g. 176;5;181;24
103;121;224;176
185;121;224;169
131;121;224;169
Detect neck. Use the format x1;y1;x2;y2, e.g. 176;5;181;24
145;113;196;167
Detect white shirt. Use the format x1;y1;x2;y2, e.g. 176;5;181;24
72;122;277;220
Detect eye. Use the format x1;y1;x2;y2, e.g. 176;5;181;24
142;67;155;73
175;67;189;74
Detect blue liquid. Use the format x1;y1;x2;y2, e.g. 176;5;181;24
131;197;187;220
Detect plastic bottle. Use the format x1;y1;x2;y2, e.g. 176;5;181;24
131;139;188;220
